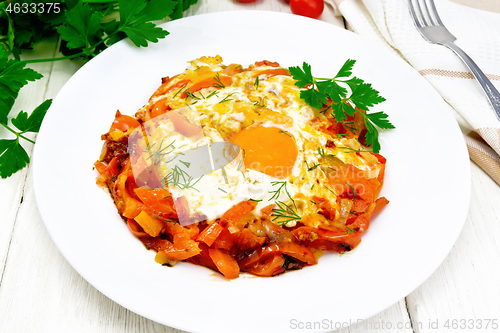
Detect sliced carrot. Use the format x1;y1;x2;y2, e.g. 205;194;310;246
260;204;275;217
220;200;258;229
150;98;170;118
223;63;243;76
107;157;121;178
153;238;201;261
166;111;202;137
181;74;232;98
252;68;291;78
213;228;237;251
165;221;199;242
94;160;108;177
150;76;190;99
209;248;240;279
127;219;149;238
373;197;389;214
134;211;164;237
237;229;266;252
254;60;280;67
122;196;146;219
197;222;224;247
134;188;176;216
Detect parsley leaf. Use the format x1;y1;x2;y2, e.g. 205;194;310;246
0;139;30;179
121;22;169;47
364;120;380;153
289;62;314;88
366;111;395;130
118;0;175;47
335;58;356;78
56;2;104;50
11;99;52;133
300;89;326;109
288;59;395;153
350;82;386;110
0;49;43;124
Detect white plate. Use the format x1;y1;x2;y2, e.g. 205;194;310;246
33;11;470;333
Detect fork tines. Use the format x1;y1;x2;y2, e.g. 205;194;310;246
408;0;444;27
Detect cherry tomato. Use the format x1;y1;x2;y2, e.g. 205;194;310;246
290;0;324;19
110;111;141;132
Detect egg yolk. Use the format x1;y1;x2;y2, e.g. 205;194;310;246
231;126;298;179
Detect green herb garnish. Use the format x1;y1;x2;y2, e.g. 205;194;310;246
288;59;395;152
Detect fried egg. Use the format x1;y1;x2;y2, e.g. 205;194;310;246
131;56;384;228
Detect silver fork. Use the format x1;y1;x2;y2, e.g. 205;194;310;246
407;0;500;121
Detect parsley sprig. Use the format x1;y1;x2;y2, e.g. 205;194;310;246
0;50;51;178
0;0;198;178
288;60;395;153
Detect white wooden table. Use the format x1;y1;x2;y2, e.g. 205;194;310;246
1;1;500;332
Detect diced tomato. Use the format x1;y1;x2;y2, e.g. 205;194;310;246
109;111;141;133
239;242;316;270
327;164;375;202
371;153;387;164
346;203;376;233
293;226;361;252
209;248;240;279
244;254;285;277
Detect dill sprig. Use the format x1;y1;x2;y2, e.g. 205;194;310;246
212;72;226;89
146;139;176;166
269;181;301;226
272;201;301;226
164;165;203;191
218;92;239;104
337;147;373;153
253;98;266;108
278;130;291;137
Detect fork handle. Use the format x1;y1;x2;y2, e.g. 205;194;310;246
443;41;500;121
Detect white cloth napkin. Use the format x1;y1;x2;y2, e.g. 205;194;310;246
326;0;500;184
